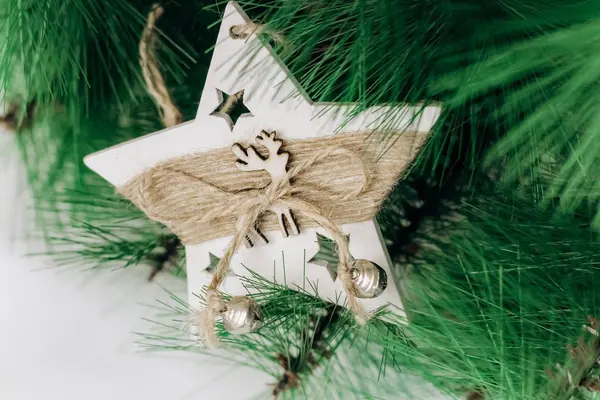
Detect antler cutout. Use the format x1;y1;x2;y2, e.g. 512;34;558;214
231;130;300;241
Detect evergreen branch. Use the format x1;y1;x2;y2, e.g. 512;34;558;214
138;269;414;399
272;304;342;398
45;218;184;276
2;0;147;113
435;11;600;227
385;192;600;399
233;0;596;178
7;1;216;234
37;187;186;277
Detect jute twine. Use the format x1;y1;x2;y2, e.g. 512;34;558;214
136;6;427;347
140;4;183;128
229;21;286;47
121;133;416;243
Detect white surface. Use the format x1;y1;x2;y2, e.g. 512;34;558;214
0;145;269;400
85;1;441;314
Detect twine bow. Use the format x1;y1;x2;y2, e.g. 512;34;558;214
127;139;372;347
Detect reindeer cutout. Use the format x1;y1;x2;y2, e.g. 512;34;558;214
231;130;300;245
234;217;267;248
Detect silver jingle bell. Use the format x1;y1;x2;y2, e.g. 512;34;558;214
350;259;388;299
220;296;263;334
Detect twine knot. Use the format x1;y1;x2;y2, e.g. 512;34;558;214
257;185;281;210
198;137;373;346
206;289;226;313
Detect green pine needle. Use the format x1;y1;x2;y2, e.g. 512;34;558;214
137;270;425;399
392;193;600;399
438;15;600;227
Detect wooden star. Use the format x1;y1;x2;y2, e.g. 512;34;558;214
84;1;441;316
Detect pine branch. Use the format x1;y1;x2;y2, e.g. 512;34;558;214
39;188;185;277
8;1;215;233
381;192;600;399
272;304;342;398
435;9;600;228
138;270;412;399
233;0;596;178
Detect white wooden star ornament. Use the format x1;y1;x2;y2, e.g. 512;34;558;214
85;1;441;339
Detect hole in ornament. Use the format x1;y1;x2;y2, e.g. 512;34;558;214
229;23;262;40
204;252;236;277
277;209;299;238
210;88;253;130
244;227;269;248
229;24;250;39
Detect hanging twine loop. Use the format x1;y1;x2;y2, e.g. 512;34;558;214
140;4;183;128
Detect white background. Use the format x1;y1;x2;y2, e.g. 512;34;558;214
0;139;268;400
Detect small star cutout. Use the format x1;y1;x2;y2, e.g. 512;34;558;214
205;252;236;276
308;233;351;282
210;88;253;130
